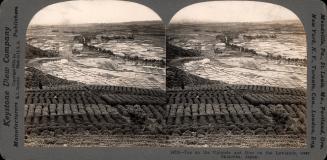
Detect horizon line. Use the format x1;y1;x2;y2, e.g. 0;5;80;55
28;20;163;27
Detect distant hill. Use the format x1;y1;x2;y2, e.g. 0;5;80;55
28;20;163;28
169;19;302;25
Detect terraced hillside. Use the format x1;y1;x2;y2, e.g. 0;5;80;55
163;89;306;147
25;67;306;148
25;21;169;147
25;86;306;147
25;21;306;148
167;67;225;89
25;84;167;146
24;63;169;146
25;67;83;89
164;38;306;147
166;88;306;135
25;44;306;147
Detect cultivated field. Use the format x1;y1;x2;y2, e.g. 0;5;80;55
165;21;307;148
24;21;307;148
26;21;166;90
25;21;168;147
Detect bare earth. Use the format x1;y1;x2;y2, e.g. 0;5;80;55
26;134;305;148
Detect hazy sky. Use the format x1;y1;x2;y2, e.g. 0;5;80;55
171;1;300;23
29;0;301;25
29;0;161;25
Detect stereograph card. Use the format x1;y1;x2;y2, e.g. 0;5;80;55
0;0;326;159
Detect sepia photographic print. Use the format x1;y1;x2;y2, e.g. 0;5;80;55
1;0;327;159
166;1;307;148
23;0;309;148
24;0;167;147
